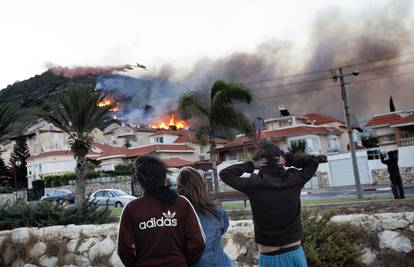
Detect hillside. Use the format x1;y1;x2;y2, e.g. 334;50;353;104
0;71;92;135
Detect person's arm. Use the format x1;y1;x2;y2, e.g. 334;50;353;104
181;196;206;265
117;206;136;267
219;160;265;192
284;153;321;185
380;153;388;165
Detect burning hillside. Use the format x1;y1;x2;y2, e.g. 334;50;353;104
150;114;188;130
98;98;120;112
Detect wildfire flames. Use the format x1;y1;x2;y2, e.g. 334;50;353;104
98;98;120;112
151;114;188;130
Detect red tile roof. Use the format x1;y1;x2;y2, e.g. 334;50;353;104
162;157;194;168
391;114;414;127
126;144;194;158
218;126;342;150
365;113;403;127
133;127;157;133
305;113;345;125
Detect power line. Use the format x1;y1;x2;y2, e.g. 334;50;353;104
251;69;414;102
239;49;414;86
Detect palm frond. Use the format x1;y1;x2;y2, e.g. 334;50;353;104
0;104;20;140
212;106;253;139
212;81;252;107
37;82;112;147
177;91;209;119
194;125;210;146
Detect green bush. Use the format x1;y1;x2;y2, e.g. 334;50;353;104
42;173;74;187
102;163;134;176
0;198;112;230
302;210;366;267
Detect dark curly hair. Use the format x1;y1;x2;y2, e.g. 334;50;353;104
253;140;286;177
134;155;178;204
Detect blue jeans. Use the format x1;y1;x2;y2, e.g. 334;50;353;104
258;247;308;267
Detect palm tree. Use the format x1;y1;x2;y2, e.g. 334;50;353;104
0;104;19;189
178;80;252;192
0;103;19;141
38;82;112;200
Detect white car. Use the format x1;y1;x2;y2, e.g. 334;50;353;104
89;189;136;207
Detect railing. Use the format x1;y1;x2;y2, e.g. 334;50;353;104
399;137;414;147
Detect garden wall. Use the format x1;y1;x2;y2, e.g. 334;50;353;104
371;167;414;185
0;212;413;267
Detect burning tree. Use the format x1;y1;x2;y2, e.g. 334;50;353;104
38;82;113;200
178;80;252;192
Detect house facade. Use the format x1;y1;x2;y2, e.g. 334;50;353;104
216;113;353;162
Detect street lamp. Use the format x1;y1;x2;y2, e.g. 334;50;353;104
12;159;21;202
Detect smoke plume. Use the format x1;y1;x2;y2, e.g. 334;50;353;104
47;63;133;78
94;1;414;126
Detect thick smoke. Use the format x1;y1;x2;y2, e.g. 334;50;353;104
96;1;414;126
47;63;133;78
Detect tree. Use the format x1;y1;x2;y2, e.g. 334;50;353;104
0;103;19;190
9;136;30;189
37;82;112;200
0;157;12;190
362;136;379;148
0;103;19;141
178;80;252;192
288;140;307;154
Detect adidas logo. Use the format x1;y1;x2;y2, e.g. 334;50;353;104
139;210;178;230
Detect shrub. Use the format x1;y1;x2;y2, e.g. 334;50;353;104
42;173;74;187
0;198;111;230
302;210;365;267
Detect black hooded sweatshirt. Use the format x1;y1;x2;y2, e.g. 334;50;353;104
219;153;319;246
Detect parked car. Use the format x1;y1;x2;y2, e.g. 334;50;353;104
41;189;75;204
89;189;136;207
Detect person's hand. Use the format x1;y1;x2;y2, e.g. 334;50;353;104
277;156;286;166
252;158;267;169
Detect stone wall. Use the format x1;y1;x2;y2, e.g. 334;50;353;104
372;167;414;185
1;212;413;267
0;193;14;205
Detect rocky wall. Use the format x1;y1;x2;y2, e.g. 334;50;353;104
1;212;413;267
372;167;414;185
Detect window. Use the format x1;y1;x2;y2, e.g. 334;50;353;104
95;191;104;197
379;134;396;144
199;155;205;160
327;136;339;152
367;148;381;160
200;146;205;154
155;137;164;143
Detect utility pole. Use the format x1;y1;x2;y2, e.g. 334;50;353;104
331;67;363;199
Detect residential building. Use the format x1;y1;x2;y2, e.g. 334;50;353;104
217;112;352;162
365;110;414;150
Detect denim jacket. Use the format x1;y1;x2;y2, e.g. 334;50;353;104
192;205;234;267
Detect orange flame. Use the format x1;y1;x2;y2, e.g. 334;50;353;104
98;98;119;112
151;114;188;129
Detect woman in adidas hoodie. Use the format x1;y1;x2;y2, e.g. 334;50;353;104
177;167;234;267
117;155;206;267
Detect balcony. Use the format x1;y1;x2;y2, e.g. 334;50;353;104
399;137;414;147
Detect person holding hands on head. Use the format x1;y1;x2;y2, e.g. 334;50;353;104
220;140;326;267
